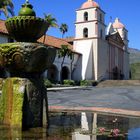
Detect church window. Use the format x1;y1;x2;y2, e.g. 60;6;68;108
84;12;88;21
83;28;88;38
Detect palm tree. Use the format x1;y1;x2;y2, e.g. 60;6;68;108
0;0;14;18
59;23;68;38
58;45;73;82
43;13;58;43
43;13;58;126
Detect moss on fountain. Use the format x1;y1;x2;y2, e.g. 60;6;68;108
0;42;56;75
0;78;25;127
11;78;24;126
0;0;55;129
5;16;48;42
18;1;36;16
0;79;7;123
5;1;48;42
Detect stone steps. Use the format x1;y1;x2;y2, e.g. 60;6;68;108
97;80;140;87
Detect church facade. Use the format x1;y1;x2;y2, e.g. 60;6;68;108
0;0;129;81
73;0;129;81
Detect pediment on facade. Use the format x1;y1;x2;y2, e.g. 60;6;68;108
107;32;124;46
106;23;115;35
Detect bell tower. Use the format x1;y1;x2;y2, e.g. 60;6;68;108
113;18;129;50
73;0;107;81
75;0;106;40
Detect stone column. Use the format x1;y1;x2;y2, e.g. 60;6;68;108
0;77;48;130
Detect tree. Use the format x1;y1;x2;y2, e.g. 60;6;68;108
58;45;73;82
0;0;14;18
43;14;58;125
43;13;58;43
59;23;68;38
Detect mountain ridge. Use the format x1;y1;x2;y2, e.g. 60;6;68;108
129;48;140;64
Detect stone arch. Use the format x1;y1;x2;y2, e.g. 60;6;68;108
47;64;58;83
83;28;88;38
61;66;70;81
84;12;88;21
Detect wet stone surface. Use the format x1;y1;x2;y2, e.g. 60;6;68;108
0;111;140;139
48;86;140;111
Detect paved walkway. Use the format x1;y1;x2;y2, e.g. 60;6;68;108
48;86;140;116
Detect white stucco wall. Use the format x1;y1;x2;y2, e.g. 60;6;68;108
97;39;109;80
92;39;98;80
75;22;97;39
73;38;109;81
75;8;106;39
73;40;94;80
43;51;80;81
72;55;82;81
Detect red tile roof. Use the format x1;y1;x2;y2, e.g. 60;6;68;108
0;19;80;54
81;0;100;9
0;19;8;34
0;20;73;49
38;35;73;50
63;37;74;43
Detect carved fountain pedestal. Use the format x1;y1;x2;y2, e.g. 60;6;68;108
0;1;56;130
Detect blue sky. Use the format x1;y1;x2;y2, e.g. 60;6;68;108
1;0;140;49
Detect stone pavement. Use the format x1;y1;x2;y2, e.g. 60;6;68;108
47;86;140;116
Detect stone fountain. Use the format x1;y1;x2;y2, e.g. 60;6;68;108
0;1;56;130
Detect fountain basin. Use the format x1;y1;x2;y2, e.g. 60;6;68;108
0;42;56;74
5;16;49;42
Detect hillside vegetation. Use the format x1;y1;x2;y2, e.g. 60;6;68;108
130;62;140;80
129;48;140;79
129;48;140;64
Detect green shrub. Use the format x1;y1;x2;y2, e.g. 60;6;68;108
74;81;80;86
44;79;53;88
63;80;75;86
80;80;98;86
130;62;140;79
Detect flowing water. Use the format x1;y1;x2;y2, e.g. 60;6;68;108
0;111;140;140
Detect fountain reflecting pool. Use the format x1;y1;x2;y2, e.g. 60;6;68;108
0;111;140;140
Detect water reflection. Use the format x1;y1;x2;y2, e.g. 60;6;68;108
0;112;140;139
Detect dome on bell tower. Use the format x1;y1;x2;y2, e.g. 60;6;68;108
113;18;125;29
81;0;100;9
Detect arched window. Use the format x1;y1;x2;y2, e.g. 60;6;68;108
47;64;58;82
61;66;70;80
84;12;88;21
83;28;88;38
